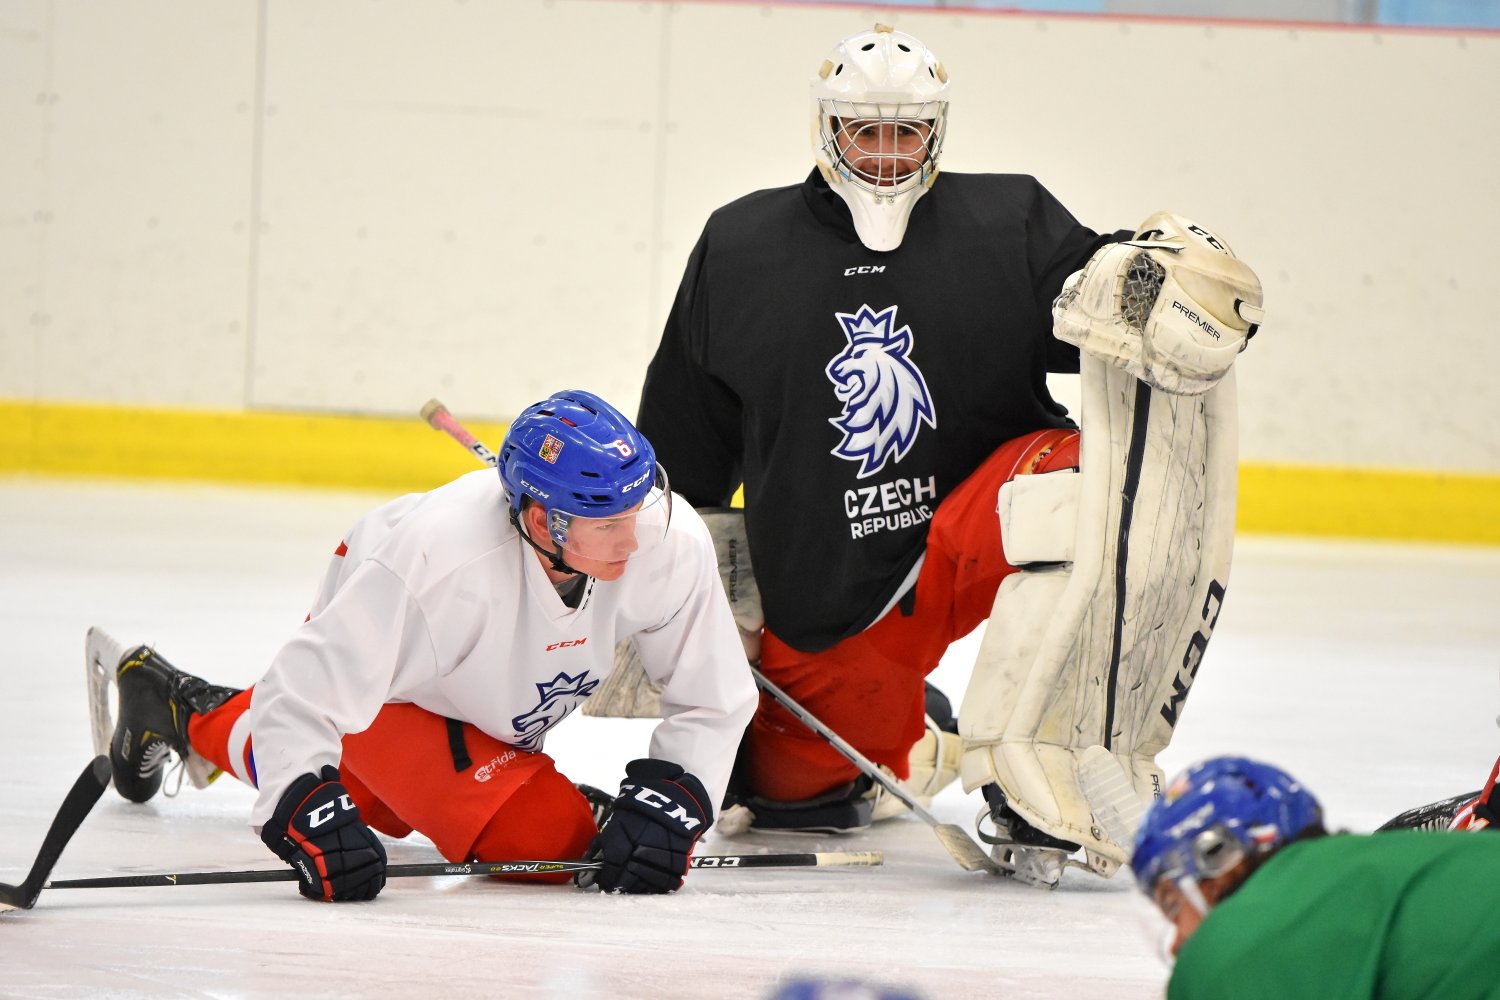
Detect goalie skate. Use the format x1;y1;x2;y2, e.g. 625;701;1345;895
974;786;1091;889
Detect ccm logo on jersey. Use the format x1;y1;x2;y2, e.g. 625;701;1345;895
306;793;357;829
625;783;704;831
843;265;886;276
546;638;587;651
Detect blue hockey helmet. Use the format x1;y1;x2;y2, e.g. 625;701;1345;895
498;390;670;566
1132;755;1323;897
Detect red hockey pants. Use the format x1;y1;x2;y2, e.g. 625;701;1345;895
189;698;597;883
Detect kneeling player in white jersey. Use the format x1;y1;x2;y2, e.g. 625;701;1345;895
86;390;757;901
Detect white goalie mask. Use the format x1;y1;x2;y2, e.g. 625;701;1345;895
811;24;950;252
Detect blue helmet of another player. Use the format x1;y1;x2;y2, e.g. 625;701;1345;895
769;979;925;1000
1131;755;1324;897
499;389;671;570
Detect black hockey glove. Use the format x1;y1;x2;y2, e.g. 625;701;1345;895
260;766;387;902
575;758;712;894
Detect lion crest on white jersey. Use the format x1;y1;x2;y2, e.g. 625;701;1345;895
511;670;598;751
825;304;937;478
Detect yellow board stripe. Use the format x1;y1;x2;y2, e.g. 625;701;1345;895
2;400;1498;545
0;399;507;495
1237;463;1500;546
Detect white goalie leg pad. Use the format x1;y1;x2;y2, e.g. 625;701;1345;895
958;355;1239;871
582;637;665;719
584;508;762;719
699;508;765;664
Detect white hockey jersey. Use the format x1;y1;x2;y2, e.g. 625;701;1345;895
246;469;757;827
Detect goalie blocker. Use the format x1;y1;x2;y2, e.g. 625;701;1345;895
958;212;1263;878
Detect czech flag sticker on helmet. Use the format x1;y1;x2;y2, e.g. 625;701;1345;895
539;434;564;464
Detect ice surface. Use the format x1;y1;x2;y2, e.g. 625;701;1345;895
2;476;1496;999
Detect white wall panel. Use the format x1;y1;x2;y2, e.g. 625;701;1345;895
3;1;1496;473
25;1;257;406
250;0;666;421
654;9;1498;471
0;2;53;397
651;3;862;337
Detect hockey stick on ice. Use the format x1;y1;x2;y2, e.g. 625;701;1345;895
751;668;1002;875
420;399;1001;876
35;851;881;896
0;756;113;912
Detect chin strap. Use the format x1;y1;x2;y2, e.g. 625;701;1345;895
510;509;583;577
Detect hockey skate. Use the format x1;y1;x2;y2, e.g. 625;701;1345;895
85;627;241;802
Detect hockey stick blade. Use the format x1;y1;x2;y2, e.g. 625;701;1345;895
752;667;1001;876
43;850;882;892
0;756;112;912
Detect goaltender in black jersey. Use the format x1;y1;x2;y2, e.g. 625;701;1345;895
628;23;1265;888
641;169;1116;653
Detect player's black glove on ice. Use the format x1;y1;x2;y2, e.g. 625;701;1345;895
260;765;387;902
575;757;712;894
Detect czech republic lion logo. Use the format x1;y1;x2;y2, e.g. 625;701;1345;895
825;304;937;478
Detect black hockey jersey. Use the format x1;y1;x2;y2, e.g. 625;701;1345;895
639;169;1120;652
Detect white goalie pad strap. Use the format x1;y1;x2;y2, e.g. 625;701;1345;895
1053;212;1263;396
998;470;1080;566
958;355;1239;866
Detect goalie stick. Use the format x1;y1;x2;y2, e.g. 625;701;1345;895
420;398;1002;877
0;756;112;912
28;851;881;899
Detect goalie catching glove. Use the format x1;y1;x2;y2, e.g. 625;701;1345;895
574;758;712;894
1053;211;1264;394
260;766;388;902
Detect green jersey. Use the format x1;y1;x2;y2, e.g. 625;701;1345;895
1170;831;1500;1000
